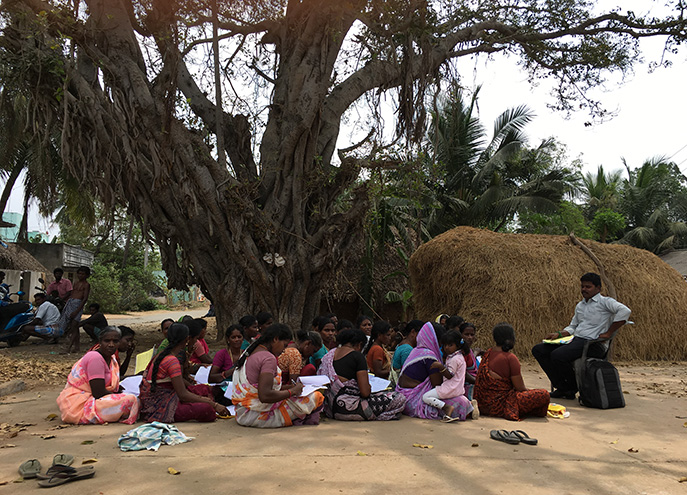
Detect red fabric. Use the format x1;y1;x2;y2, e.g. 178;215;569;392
489;349;521;379
190;338;210;364
300;364;316;376
146;355;182;381
174;402;216;422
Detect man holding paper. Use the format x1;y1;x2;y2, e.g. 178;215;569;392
531;272;631;400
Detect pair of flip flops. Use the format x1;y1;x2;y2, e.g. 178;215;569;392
490;429;538;445
19;454;94;487
19;455;73;479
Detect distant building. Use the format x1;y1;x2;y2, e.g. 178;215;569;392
0;212;44;243
20;243;94;282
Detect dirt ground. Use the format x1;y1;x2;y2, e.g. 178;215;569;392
1;312;686;494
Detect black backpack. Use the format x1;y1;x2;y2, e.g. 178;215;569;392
577;359;625;409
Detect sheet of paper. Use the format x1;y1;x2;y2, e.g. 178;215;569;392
227;405;236;416
120;375;143;396
298;375;330;387
299;384;325;397
134;347;155;375
542;335;574;345
369;375;391;393
192;365;215;385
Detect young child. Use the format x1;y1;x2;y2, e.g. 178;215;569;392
62;266;91;353
459;322;481;400
422;330;478;422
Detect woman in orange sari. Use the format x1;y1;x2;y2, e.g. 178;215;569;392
57;327;139;424
232;324;324;428
474;323;549;421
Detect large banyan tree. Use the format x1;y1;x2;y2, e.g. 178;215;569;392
0;0;685;329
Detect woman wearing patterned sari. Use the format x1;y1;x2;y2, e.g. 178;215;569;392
474;323;549;421
232;324;324;428
395;322;474;420
57;327;139;424
317;329;406;421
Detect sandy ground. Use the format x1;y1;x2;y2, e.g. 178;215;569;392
1;311;686;494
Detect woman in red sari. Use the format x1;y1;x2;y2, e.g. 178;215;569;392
474;323;549;421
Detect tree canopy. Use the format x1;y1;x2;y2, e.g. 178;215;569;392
1;0;686;327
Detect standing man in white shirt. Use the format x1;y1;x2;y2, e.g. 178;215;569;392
532;272;631;400
21;293;62;342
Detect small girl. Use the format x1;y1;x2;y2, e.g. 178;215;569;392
459;322;480;400
422;330;478;422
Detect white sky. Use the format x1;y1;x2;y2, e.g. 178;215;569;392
4;0;687;235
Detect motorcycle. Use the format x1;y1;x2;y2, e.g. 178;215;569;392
0;291;34;347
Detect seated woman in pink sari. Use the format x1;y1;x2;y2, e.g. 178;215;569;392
57;327;139;425
232;324;324;428
395;322;474;420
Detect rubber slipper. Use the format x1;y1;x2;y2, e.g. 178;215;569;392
38;467;95;488
441;414;461;423
36;465;94;480
511;430;538;445
52;454;74;467
18;459;42;479
490;429;520;445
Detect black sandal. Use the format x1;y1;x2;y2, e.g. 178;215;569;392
511;430;538;445
490;429;520;445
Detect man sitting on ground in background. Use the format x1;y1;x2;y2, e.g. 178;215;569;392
531;272;631;400
21;293;61;342
78;303;108;343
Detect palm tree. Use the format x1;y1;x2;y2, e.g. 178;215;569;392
617;158;687;253
423;85;578;234
581;165;622;218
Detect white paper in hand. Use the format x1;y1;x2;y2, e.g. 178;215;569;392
120;375;143;396
193;365;212;385
368;375;391;393
298;375;330;387
223;382;234;400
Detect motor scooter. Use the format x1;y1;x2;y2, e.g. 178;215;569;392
0;291;34;347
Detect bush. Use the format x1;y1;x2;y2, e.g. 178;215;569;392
136;298;163;311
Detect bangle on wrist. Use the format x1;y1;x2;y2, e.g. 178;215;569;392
287;389;292;398
557;331;562;338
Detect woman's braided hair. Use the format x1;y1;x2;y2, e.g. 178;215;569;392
150;323;189;392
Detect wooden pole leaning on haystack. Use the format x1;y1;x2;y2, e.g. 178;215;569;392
568;232;618;359
568;233;617;299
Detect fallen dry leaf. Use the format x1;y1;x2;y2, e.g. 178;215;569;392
82;458;98;464
356;450;367;456
45;413;58;421
610;440;619;444
678;477;687;483
471;443;479;447
41;434;55;440
167;467;180;475
628;447;639;453
0;480;8;486
683;422;687;428
81;440;95;445
0;444;16;449
412;443;434;449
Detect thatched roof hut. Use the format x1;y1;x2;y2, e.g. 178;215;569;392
0;243;48;272
409;226;687;361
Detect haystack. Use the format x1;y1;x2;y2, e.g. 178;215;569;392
409;226;687;361
0;243;48;271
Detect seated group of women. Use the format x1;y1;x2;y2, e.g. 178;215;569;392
55;312;549;429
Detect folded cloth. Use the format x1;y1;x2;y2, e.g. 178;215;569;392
118;421;194;452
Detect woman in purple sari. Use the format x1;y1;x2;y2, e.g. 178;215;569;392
396;322;474;420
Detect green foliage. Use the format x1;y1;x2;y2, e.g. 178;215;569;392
590;208;626;243
89;263;122;313
517;201;593;238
